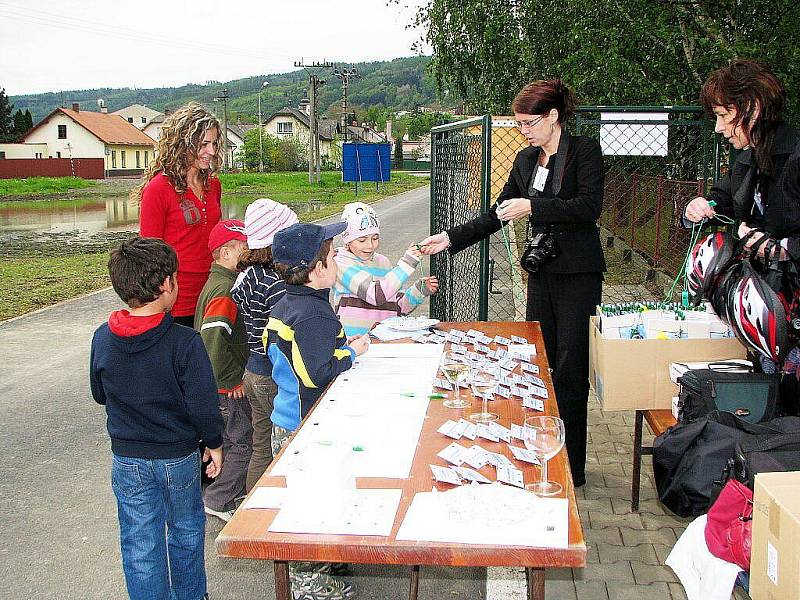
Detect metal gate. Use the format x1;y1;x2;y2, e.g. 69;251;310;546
429;108;722;321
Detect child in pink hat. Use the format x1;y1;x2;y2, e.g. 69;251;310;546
332;202;439;336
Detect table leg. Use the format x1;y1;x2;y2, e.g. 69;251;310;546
409;565;420;600
631;409;644;512
274;560;290;600
526;567;545;600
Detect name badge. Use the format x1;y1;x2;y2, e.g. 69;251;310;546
532;166;549;192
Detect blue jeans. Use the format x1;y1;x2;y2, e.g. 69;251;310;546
112;451;207;600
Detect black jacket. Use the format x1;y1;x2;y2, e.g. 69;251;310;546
707;123;800;257
447;132;606;274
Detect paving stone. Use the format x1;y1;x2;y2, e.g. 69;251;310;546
597;543;659;565
614;443;634;454
668;582;688;600
575;580;609;600
630;561;678;584
576;497;613;512
599;463;626;477
641;513;689;531
589;510;645;530
585;544;600;564
607;581;671;600
652;544;673;565
605;474;635;489
608;424;635;435
574;561;634;583
612;497;667;516
545;567;573;581
591;423;611;436
620;527;677;546
585;526;624;546
590;432;617;445
583;485;631;501
545;578;578;600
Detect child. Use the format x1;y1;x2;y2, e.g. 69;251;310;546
332;202;439;336
231;199;298;492
194;219;251;522
90;236;223;600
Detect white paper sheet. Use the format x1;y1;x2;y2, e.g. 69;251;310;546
242;486;286;509
396;484;568;547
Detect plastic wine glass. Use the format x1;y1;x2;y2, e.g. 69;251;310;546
523;415;566;496
469;367;499;422
440;351;470;409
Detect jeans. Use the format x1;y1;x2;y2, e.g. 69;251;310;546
243;370;277;491
112;451;207;600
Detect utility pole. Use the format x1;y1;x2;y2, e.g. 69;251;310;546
332;65;360;143
214;88;230;171
295;59;333;184
257;81;269;172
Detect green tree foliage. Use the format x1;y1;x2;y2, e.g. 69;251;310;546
239;128;309;172
0;87;16;142
410;0;800;118
24;109;33;130
13;109;28;136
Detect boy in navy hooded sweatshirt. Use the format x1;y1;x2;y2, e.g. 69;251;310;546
90;236;223;600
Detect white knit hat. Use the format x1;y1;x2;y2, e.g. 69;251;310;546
244;198;299;249
340;202;380;243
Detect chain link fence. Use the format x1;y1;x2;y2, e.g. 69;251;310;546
430;108;722;321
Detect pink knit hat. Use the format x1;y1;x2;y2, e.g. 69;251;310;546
244;199;299;249
341;202;380;243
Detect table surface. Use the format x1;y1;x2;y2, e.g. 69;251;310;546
216;321;586;568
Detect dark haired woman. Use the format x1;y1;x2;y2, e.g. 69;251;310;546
420;79;605;486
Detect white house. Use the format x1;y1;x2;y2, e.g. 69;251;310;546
263;106;338;162
113;104;165;130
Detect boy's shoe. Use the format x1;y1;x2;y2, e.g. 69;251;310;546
204;505;235;522
289;572;356;600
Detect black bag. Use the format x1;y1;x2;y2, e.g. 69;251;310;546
652;411;800;517
677;368;779;424
727;432;800;488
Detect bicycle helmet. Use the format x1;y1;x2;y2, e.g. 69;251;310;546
686;232;735;305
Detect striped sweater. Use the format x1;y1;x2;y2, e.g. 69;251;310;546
332;248;429;336
231;264;287;376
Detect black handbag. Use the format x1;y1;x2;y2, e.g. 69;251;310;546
726;432;800;488
652;411;800;517
677;368;779;424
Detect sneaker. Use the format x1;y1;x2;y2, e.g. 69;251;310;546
290;571;356;600
204;505;235;522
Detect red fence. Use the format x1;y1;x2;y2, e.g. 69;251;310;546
0;158;105;179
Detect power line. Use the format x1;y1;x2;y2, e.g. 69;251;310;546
294;60;333;184
333;66;361;143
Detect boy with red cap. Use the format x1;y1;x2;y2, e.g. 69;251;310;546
194;219;252;521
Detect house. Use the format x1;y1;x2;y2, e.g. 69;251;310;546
263;105;337;163
142;114;166;142
19;103;155;176
112;104;164;130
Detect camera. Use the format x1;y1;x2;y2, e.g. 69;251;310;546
520;232;558;274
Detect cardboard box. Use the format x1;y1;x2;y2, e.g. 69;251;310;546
751;472;800;600
588;316;746;411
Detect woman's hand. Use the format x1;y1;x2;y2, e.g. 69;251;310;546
684;197;716;222
423;276;440;295
496;198;532;221
418;232;451;255
738;222;778;259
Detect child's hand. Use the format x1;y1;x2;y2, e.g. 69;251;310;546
424;276;440;294
406;243;423;259
227;384;246;400
203;446;223;479
349;334;370;356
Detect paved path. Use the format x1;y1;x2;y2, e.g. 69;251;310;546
0;184;747;599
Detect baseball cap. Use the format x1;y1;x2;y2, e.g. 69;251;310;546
207;219;246;252
272;222;347;270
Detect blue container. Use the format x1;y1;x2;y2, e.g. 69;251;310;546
342;143;391;182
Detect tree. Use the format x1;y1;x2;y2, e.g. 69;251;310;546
408;0;800;118
13;109;27;136
239;128;309;172
25;109;33;130
0;87;15;142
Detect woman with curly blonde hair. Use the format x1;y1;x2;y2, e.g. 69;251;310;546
136;103;224;325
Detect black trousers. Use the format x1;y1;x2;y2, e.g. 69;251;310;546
526;271;603;486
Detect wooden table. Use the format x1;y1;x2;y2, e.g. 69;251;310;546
216;321;586;600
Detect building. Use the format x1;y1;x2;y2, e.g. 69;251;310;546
18;103;155;176
263;105;337;163
112;104;164;130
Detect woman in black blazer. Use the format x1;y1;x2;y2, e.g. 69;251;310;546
421;79;605;486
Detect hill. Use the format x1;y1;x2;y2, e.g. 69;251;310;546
9;56;443;124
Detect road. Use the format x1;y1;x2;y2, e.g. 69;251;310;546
0;184;487;599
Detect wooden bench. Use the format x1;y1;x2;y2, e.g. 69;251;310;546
631;409;677;512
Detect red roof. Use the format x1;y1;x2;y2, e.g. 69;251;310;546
24;108;156;146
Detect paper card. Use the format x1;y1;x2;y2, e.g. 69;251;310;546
476;423;500;442
463;445;490;469
433;378;453;390
489;422;511;442
466;329;483;339
437;420;463;439
526;375;545;387
510;423;525;440
498;357;517;370
494;336;511;346
487;451;513;468
457;419;477;440
523;397;545;411
511;335;529;344
498;375;513;387
242;486;286;509
495;348;509;360
496;465;525;488
466;351;481;362
473;343;490;354
496;386;512;399
511;385;525;398
432;329;448;339
437;442;468;466
478;334;493;345
529;386;548;399
508;445;541;464
430;465;462;485
451;344;468;355
452;466;492;484
510;345;537;360
521;362;540;374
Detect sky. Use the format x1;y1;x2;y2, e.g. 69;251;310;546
0;0;429;96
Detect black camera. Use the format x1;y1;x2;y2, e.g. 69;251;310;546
520;232;558;274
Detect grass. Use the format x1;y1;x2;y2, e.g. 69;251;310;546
0;176;96;197
0;252;110;321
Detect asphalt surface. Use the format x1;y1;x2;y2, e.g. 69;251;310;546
0;185;486;599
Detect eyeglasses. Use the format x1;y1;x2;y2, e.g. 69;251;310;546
515;116;545;130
